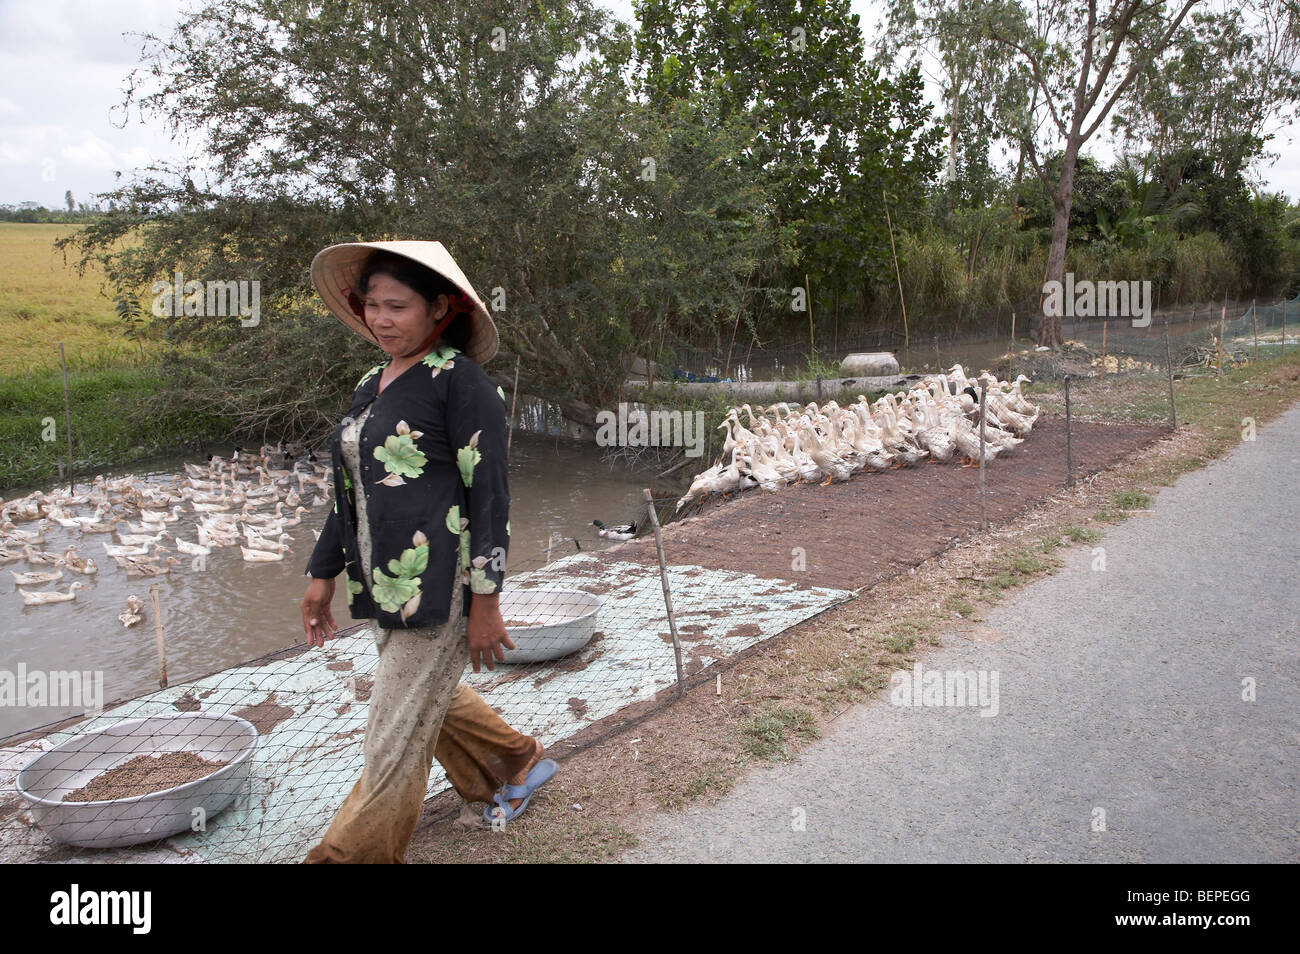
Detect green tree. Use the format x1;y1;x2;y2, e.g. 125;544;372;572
633;0;943;339
58;0;781;439
972;0;1206;346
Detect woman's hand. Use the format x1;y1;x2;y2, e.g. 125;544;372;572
302;576;339;648
466;592;515;672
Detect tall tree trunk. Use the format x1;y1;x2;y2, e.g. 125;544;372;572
1038;137;1081;347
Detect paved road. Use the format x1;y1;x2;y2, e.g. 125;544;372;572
623;403;1300;863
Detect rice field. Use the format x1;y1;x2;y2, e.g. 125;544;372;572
0;222;160;376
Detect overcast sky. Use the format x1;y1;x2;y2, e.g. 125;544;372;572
2;0;1297;209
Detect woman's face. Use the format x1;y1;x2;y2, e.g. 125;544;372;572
361;272;448;358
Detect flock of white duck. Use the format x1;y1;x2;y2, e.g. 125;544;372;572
0;446;331;626
675;365;1040;512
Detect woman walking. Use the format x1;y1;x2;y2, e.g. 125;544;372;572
300;241;555;863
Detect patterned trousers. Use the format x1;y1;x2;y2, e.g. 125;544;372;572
304;597;536;863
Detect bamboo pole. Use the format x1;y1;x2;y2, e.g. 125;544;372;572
1164;329;1177;430
978;387;988;531
883;189;909;357
506;355;521;453
149;582;168;689
59;343;74;494
1064;375;1073;487
806;272;814;353
644;489;685;697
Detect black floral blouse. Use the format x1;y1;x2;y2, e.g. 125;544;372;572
304;344;510;630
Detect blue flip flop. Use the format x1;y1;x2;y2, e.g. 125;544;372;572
484;758;558;824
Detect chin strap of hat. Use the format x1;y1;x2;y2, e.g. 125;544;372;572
400;305;458;359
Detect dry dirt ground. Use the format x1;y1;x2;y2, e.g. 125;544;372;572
605;417;1165;591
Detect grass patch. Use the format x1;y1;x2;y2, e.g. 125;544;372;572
738;704;820;762
1012;551;1050;574
0;364;231;491
944;595;976;618
680;768;735;803
1064;525;1102;543
977;545;1062;600
1113;489;1153;510
882;632;916;653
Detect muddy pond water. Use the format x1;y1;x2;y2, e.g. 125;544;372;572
1;427;672;739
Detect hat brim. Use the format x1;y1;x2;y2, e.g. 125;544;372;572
310;240;499;366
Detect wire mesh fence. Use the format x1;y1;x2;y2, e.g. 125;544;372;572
661;293;1299;382
6;293;1289;862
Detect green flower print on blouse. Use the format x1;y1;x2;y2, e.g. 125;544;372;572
371;530;429;621
346;578;363;607
421;345;458;378
356;362;386;389
456;430;482;488
446;504;470;567
373;420;426;485
446;505;497;592
468;556;497;594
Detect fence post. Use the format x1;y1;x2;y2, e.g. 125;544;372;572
643;488;685;697
978;387;988;531
1009;312;1016;380
1064;375;1074;488
1101;320;1108;379
1283;299;1287;354
1218;297;1226;379
1164;330;1177;431
1252;298;1258;362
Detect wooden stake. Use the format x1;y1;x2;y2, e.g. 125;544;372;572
978;387;988;531
644;488;685;696
149;582;168;689
59;343;74;494
1164;329;1176;430
1064;375;1074;487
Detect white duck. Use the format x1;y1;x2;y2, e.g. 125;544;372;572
240;545;290;563
19;581;86;606
11;567;63;586
676;447;745;511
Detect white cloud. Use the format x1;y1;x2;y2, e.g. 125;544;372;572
60;131;117;169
